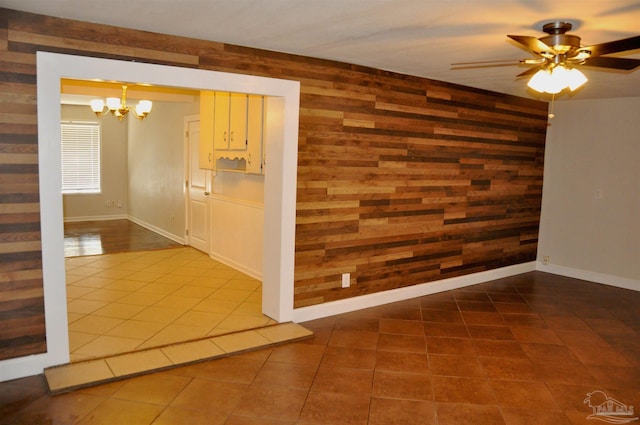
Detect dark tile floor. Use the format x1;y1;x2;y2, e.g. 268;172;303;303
2;271;639;424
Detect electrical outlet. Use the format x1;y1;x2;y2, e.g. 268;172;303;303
341;273;350;288
543;256;550;265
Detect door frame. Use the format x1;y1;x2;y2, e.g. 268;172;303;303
2;52;300;379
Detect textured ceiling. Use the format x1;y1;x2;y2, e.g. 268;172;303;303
2;0;639;100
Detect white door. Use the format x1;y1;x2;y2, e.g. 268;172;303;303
186;117;210;253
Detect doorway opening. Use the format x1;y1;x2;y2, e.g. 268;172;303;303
37;52;300;369
60;83;271;361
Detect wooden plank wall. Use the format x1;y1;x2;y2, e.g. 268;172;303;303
0;8;548;360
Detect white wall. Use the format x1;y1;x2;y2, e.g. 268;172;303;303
127;100;199;241
538;97;640;285
61;105;128;220
210;171;265;278
213;171;264;204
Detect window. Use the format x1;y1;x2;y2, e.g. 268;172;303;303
61;121;101;194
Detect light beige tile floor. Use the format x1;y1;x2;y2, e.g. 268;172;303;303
66;247;277;362
45;323;313;392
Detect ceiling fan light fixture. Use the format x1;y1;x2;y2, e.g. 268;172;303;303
527;69;554;93
567;67;588;91
502;21;640;97
527;65;587;94
549;66;569;93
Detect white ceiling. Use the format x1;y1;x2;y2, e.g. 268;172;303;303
3;0;639;100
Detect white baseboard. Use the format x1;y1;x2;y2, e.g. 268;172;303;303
535;262;640;292
63;214;127;222
292;261;537;323
127;216;185;245
209;251;262;281
0;352;58;382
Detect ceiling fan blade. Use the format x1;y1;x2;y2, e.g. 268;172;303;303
451;59;522;70
582;56;640;70
451;63;520;70
583;35;640;57
451;59;520;66
516;66;541;78
507;35;556;56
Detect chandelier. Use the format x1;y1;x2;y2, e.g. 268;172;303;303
527;64;588;94
90;85;152;120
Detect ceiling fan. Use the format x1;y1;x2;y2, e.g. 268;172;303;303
453;21;640;95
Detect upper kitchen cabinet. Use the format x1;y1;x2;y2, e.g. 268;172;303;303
245;95;264;174
199;91;215;169
200;91;265;174
214;92;246;151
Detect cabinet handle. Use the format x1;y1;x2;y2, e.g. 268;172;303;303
223;131;227;143
248;153;251;164
230;131;234;143
208;153;211;162
204;191;210;196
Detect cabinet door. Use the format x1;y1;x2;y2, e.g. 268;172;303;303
214;92;230;150
246;95;264;174
198;91;215;169
228;93;248;150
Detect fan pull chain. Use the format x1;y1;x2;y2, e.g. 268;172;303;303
548;94;555;119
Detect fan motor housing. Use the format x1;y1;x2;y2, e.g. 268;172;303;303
540;21;581;54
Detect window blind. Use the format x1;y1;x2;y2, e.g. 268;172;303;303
61;122;101;194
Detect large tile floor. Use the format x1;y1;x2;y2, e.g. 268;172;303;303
2;271;640;424
66;247;276;362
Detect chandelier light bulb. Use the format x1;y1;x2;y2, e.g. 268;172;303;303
90;99;105;115
106;97;121;111
136;100;153;115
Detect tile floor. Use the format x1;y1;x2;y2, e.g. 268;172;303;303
65;247;276;362
2;271;640;424
45;323;313;392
